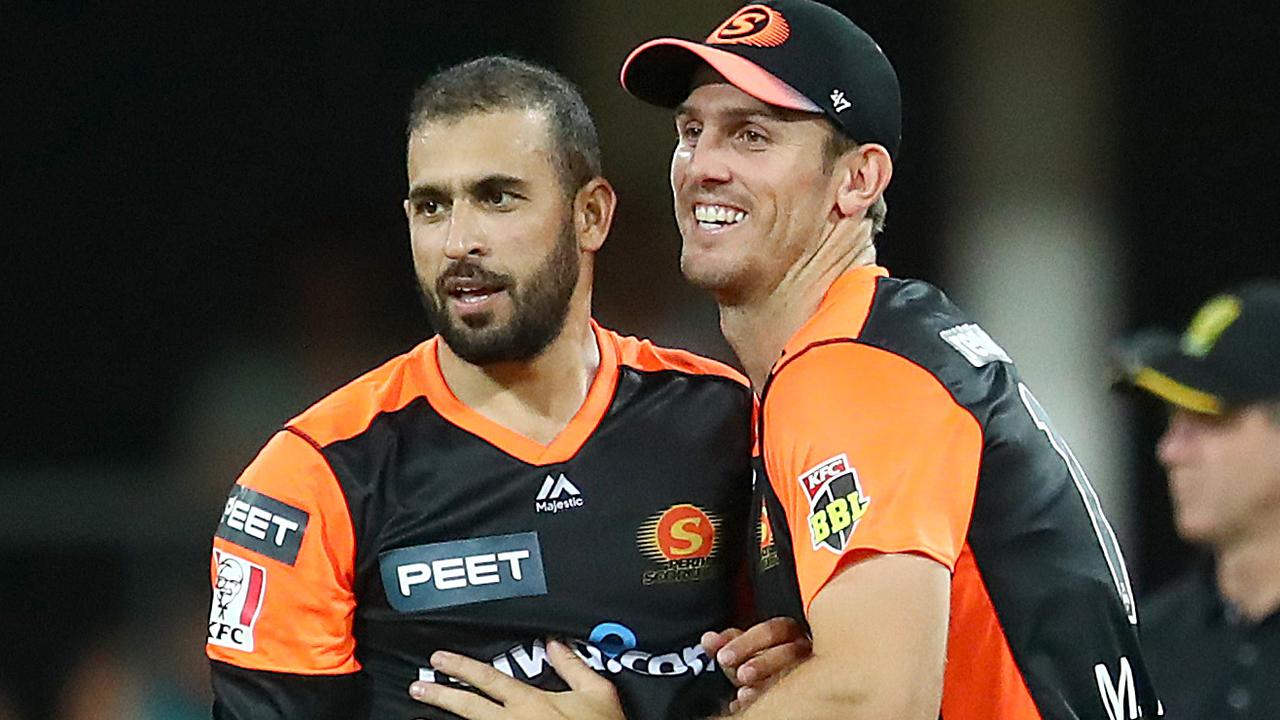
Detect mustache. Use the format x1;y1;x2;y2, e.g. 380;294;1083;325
435;259;513;292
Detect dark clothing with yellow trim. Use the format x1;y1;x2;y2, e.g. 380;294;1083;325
1140;561;1280;719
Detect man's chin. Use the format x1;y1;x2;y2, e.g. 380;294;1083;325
680;256;745;297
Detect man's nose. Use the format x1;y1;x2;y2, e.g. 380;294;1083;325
443;204;487;259
1156;411;1192;468
681;138;733;187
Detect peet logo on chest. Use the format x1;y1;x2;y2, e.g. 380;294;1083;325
379;532;547;612
636;503;723;585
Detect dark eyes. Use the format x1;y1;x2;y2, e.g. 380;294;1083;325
483;189;515;207
414;199;442;217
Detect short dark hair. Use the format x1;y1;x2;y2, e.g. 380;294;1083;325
821;125;887;235
407;56;602;197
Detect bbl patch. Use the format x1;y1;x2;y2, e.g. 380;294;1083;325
798;453;870;554
215;485;309;566
208;550;267;652
379;532;547;613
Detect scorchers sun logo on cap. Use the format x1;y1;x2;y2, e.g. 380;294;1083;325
706;4;791;48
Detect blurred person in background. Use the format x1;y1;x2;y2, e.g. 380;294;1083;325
208;55;802;720
1115;280;1280;719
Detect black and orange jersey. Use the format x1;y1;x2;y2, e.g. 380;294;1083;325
753;266;1161;719
207;322;755;720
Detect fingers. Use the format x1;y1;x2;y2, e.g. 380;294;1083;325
728;685;760;713
424;651;525;704
717;617;805;668
545;639;609;694
700;627;742;657
734;637;812;686
408;681;501;720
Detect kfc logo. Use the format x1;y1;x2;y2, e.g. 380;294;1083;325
208;550;267;652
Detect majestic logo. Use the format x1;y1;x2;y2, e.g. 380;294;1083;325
418;632;718;685
534;473;584;514
799;454;870;554
706;4;791;47
215;485;309;566
940;323;1012;368
757;501;779;571
207;550;267;652
636;504;722;585
379;532;547;612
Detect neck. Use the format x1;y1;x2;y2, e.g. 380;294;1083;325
1214;523;1280;621
719;223;876;389
436;298;599;445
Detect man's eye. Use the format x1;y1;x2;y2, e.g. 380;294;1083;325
741;129;767;144
416;200;442;216
679;124;702;142
485;190;514;207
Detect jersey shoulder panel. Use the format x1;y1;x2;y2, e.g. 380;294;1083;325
287;341;434;448
762;340;983;609
209;428;359;675
609;329;749;387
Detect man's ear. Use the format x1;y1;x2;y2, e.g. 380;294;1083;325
574;177;617;253
834;144;893;218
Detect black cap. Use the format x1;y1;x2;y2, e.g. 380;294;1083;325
1116;280;1280;414
620;0;902;159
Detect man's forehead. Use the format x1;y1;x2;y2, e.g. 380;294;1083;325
406;109;555;182
409;108;552;157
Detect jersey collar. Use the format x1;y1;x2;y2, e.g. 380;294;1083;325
772;264;889;375
417;320;621;466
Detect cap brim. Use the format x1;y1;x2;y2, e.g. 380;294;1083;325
1115;330;1226;414
621;38;821;113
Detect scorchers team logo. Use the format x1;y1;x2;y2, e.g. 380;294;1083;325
636;504;721;585
757;502;779;571
706;4;791;47
799;454;870;554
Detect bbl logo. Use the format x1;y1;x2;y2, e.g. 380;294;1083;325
798;453;870;554
636;504;721;585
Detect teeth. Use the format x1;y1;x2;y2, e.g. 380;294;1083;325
694;204;746;225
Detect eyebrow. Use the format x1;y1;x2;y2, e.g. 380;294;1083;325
407;173;529;203
674;103;814;125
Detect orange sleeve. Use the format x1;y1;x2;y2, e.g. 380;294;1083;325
763;342;982;612
207;428;359;675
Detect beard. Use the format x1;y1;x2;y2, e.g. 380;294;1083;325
418;223;580;365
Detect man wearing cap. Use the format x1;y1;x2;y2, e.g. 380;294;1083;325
613;1;1162;718
1116;281;1280;719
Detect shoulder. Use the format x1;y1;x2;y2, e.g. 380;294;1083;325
766;340;975;434
287;341;434;448
606;328;750;389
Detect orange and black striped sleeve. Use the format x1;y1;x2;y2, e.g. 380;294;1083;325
207;427;366;718
762;341;983;613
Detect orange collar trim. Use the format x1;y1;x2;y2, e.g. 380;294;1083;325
416;321;621;466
